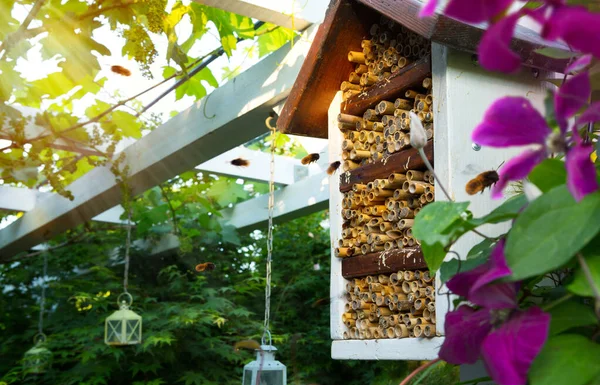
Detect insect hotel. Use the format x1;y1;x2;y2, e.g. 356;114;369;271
277;0;565;360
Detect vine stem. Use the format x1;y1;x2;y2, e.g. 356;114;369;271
398;358;441;385
576;253;600;316
542;293;573;311
417;148;492;240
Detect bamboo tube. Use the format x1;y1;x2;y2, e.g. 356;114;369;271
386;230;403;240
410;281;419;292
413;325;424;338
398;219;414;229
352;300;371;310
396;239;404;249
404;270;416;281
397;56;408;68
350;149;371;160
336;247;355;258
427;301;436;312
423;271;433;283
338;121;356;130
425;94;433;105
377;307;392;317
376;100;396;115
388;173;407;187
361;73;379;86
394;98;412;110
422;77;432;89
393;189;413;200
424;325;436;337
345;319;356;328
349;72;361;84
339;113;362;124
343;331;350;339
348;51;366;64
343;160;361;171
423;308;431;321
355;64;368;74
341;81;362;91
405;90;419;99
363;109;380;121
406;170;425;181
402;281;412;293
395;324;409;338
426;192;434;202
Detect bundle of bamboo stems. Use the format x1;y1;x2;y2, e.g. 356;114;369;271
338;77;434;169
342;270;436;340
341;15;431;101
335;169;435;258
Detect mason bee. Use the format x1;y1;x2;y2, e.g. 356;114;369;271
327;161;341;175
195;262;216;272
465;170;499;195
230;158;250;167
301;153;320;165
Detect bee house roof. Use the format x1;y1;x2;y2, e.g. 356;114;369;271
277;0;569;138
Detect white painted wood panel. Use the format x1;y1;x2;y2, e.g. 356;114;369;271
328;92;346;340
432;44;549;334
332;338;445;361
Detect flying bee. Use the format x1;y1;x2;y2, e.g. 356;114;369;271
195;262;216;272
465;161;505;195
230;158;250;167
111;65;132;76
327;161;341;175
301;153;320;165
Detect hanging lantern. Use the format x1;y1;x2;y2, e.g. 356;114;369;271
23;334;52;374
242;344;287;385
105;292;142;346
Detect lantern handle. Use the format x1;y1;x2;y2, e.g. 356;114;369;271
117;292;133;308
260;329;272;347
33;332;47;345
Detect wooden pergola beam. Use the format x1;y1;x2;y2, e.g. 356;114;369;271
0;25;317;261
193;0;327;30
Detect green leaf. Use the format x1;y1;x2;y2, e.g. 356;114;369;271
468;194;527;226
413;201;470;273
206;178;247;207
505;186;600;280
534;47;575;59
548;300;598;335
568;254;600;297
529;334;600;385
529;159;567;193
467;238;497;260
257;25;295;57
111;110;143;138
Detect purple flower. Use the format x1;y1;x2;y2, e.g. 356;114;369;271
478;13;522;73
439;241;551;385
419;0;514;23
471;73;598;201
541;6;600;59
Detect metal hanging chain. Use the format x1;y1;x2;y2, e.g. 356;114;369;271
38;251;48;336
262;116;276;345
123;208;132;293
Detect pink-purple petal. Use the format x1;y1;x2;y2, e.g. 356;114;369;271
478;13;522;73
439;306;493;365
543;6;600;59
555;72;591;132
419;0;438;17
566;142;598;201
469;240;519;309
472;97;550;148
447;264;490;298
481;307;551;385
491;149;546;199
565;54;592;73
444;0;514;23
576;101;600;127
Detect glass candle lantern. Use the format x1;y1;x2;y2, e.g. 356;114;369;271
105;292;142;346
23;334;52;374
242;345;286;385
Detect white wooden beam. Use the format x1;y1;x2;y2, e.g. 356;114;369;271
0;25;317;260
220;171;329;231
196;146;307;184
193;0;327;31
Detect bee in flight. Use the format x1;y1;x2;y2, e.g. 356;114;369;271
465;169;502;195
301;153;320;165
230;158;250;167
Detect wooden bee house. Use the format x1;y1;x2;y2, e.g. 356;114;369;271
277;0;567;360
